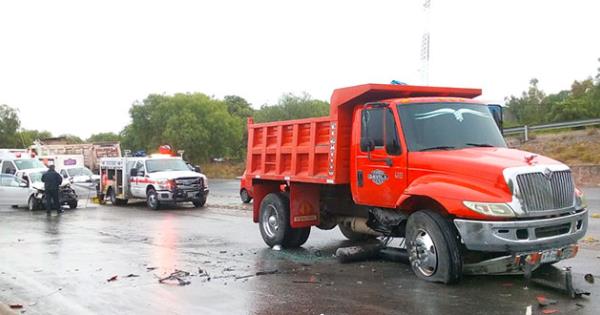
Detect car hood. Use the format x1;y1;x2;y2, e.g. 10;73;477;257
147;170;206;181
408;147;565;185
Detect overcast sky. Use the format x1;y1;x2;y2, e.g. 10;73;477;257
1;0;599;139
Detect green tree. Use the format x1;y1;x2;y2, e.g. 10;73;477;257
87;132;121;143
224;95;253;118
254;92;329;123
0;104;21;147
17;129;53;148
121;93;244;163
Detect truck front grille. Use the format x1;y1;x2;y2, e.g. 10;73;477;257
175;177;202;190
516;170;574;212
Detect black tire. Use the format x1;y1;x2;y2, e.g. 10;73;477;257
147;188;160;210
406;210;463;284
28;196;39;211
193;195;207;208
109;188;128;206
338;222;376;242
259;192;310;248
68;201;78;209
240;189;252;203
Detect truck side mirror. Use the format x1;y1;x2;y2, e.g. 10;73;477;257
193;165;201;173
360;137;375;152
488;104;503;134
130;168;138;177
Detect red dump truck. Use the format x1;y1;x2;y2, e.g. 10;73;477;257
245;83;588;283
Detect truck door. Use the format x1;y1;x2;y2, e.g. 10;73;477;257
130;161;145;198
352;105;407;208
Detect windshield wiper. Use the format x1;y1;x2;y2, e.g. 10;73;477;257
419;145;456;152
465;143;495;147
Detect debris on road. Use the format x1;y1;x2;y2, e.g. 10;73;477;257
146;267;157;271
293;276;320;284
158;270;191;286
107;275;118;282
336;244;382;263
536;295;557;307
531;267;591;298
591;213;600;219
234;269;279;280
272;245;282;251
581;236;599;244
255;270;278;276
9;304;23;309
584;274;594;284
125;274;140;278
541;309;559;314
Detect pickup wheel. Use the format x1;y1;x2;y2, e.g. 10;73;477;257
28;196;39;211
406;210;463;284
240;189;252;203
338;222;376;242
147;188;160;210
259;192;310;248
193;195;207;208
68;200;78;209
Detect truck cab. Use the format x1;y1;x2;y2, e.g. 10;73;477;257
245;83;588;284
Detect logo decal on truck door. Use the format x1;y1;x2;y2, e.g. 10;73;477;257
368;169;388;185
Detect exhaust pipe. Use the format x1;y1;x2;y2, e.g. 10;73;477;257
338;217;383;236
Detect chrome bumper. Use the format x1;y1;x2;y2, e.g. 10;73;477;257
454;209;588;252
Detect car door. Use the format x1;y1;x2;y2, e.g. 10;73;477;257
0;174;29;205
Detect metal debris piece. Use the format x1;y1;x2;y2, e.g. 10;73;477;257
536;295;558;307
9;304;23;309
272;245;282;251
158;270;191;286
255;270;278;276
107;275;118;282
146;267;157;271
541;309;559;314
125;274;140;278
531;267;591;298
584;274;594;284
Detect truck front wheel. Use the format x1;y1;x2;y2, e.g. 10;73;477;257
147;188;160;210
406;210;463;284
259;192;310;248
240;189;252;203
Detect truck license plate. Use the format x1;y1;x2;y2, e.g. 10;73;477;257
540;249;559;263
187;192;197;198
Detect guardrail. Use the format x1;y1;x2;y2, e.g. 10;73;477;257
504;118;600;140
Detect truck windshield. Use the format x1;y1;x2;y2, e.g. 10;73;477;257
29;172;44;183
397;103;506;152
146;159;189;173
67;168;93;177
14;159;46;170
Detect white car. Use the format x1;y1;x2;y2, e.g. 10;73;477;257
0;174;31;207
59;167;100;183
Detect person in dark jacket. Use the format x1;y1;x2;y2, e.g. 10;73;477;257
42;165;63;214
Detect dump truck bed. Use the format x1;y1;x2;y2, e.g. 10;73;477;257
246;116;342;184
245;83;482;185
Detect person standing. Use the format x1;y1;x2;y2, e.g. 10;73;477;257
42;164;63;214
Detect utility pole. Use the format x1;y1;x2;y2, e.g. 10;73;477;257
420;0;431;85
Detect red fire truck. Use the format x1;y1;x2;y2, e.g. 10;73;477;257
244;83;588;283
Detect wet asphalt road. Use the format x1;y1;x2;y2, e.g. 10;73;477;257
1;181;599;315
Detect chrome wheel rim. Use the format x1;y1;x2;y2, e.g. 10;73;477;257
262;204;279;238
410;228;438;277
148;192;157;208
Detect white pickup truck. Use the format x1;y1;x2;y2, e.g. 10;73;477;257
98;155;209;210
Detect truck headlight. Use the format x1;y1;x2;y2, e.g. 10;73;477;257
463;201;516;217
575;188;587;209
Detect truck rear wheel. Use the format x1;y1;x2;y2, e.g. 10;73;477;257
338;222;376;242
193;195;207;208
406;210;463;284
259;192;310;248
109;188;128;206
147;188;160;210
